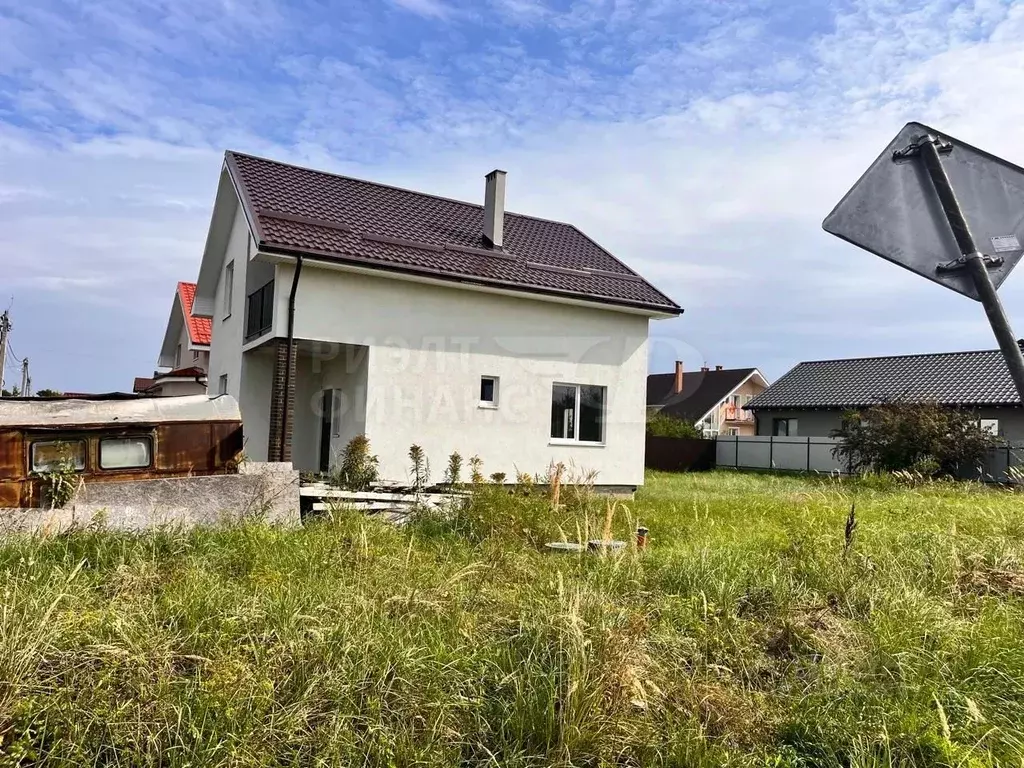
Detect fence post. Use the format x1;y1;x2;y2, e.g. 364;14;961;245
735;436;740;468
807;437;812;472
769;435;773;469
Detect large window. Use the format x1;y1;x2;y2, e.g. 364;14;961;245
772;418;798;437
31;440;86;473
219;374;228;395
99;437;152;470
550;384;606;443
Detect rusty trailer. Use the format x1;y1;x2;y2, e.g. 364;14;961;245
0;394;244;508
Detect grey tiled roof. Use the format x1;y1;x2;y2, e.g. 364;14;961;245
224;152;681;315
747;349;1021;410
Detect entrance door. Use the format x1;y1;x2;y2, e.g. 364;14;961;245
319;389;335;473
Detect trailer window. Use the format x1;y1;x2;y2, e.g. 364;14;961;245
31;440;86;473
99;437;152;470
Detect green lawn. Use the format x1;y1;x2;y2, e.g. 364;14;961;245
3;471;1024;766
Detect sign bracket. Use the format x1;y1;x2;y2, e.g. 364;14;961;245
893;133;1024;402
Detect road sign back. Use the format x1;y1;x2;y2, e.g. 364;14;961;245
823;122;1024;300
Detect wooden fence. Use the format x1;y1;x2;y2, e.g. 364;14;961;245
644;436;717;473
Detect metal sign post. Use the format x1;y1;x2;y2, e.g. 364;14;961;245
824;122;1024;403
900;134;1024;401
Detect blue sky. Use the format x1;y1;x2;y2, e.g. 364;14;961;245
0;0;1022;392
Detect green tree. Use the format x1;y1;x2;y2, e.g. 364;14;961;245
35;388;62;398
832;401;996;476
1;386;20;397
646;410;702;439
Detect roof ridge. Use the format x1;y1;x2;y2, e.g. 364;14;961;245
226;150;603;234
796;348;1003;366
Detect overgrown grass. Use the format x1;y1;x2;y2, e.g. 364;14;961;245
3;471;1024;766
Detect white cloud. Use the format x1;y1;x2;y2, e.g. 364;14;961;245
390;0;451;18
1;0;1022;392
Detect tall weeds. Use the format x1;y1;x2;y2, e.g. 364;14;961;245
1;471;1023;766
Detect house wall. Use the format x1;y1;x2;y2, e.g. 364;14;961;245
754;410;844;437
207;202;251;405
754;406;1024;440
274;263;651;486
289;344;370;472
240;346;275;461
153;378;207;397
698;376;766;437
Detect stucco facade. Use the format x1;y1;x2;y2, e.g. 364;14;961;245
205;203;655;487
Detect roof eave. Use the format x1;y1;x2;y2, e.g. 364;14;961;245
258;245;683;318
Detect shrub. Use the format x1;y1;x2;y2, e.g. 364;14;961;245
444;452;463;487
333;435;379;490
832;401;996;476
409;445;430;490
469;455;484;485
646;411;702;439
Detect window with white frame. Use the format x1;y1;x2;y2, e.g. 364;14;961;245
174;344;181;369
193;350;201;362
223;260;234;319
980;418;999;436
219;374;228;395
550;384;605;443
480;376;499;407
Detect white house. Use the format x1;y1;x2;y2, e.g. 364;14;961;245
158;282;212;374
186;152;681;489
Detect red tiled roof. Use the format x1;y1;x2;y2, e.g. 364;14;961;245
133;377;155;393
224;152;681;315
177;282;212;346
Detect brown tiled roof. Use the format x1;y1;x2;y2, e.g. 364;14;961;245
225;152;681;315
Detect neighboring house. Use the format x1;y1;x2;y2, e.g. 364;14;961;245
746;348;1024;440
133;367;209;397
157;282;212;374
188;152;681;488
647;361;769;437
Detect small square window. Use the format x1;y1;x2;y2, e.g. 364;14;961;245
31;440;86;473
99;437;152;470
480;376;499;407
218;374;229;395
980;418;999;435
193;350;201;362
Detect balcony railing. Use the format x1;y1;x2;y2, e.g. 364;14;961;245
245;280;274;341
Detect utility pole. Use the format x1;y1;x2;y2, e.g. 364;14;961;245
0;311;10;395
20;358;29;397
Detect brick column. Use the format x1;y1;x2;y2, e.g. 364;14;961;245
268;338;296;463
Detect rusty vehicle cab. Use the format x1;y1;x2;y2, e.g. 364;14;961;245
0;394;244;508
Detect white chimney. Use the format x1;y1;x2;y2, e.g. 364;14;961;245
484;169;507;248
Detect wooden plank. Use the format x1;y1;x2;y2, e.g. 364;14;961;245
300;488;462;503
312;500;439;512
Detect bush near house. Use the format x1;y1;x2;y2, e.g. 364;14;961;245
646;410;703;439
832;401;996;476
3;471;1024;765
